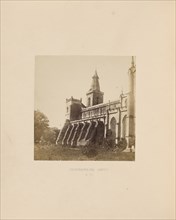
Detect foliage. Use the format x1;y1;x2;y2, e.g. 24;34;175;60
34;110;60;144
52;127;60;137
34;143;135;161
34;110;49;143
81;145;98;158
117;138;127;152
129;137;135;148
41;127;60;144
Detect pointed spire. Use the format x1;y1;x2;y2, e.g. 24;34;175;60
93;69;99;78
90;69;100;91
128;56;136;74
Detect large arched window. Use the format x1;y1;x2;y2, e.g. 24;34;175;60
110;117;116;140
122;115;127;138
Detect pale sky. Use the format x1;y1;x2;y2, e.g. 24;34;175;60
35;56;132;128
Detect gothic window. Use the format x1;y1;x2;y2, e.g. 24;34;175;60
125;99;127;107
122;115;127;138
110;117;117;142
67;107;69;113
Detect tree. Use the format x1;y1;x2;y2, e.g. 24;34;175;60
34;110;49;143
51;127;60;138
41;127;60;144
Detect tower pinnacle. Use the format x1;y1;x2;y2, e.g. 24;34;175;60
131;56;135;67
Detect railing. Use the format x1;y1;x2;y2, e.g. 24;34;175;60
81;100;121;119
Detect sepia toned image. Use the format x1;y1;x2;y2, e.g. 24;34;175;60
34;56;136;160
2;0;175;219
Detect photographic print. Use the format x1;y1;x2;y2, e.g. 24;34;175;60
34;56;136;160
2;1;175;219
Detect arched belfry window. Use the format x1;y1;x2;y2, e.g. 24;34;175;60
96;97;99;104
88;97;91;106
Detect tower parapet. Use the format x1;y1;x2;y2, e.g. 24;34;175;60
65;97;85;121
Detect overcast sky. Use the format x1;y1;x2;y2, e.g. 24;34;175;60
35;56;133;128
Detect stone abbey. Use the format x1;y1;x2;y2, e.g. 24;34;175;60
56;57;136;151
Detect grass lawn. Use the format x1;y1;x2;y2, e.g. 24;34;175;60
34;143;135;161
